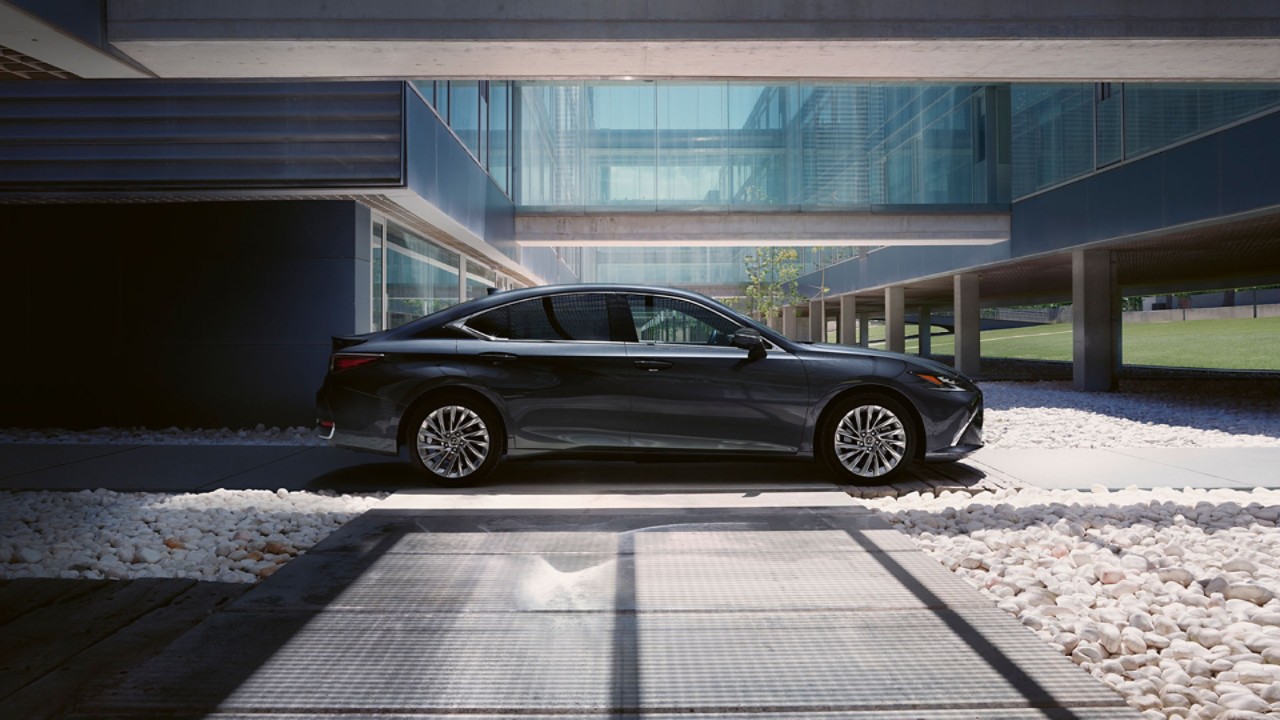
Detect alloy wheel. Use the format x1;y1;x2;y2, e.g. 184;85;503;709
833;404;908;478
416;405;491;479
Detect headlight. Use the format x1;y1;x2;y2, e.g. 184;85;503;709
910;371;967;391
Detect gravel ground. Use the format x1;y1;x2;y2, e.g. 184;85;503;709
0;488;386;583
983;380;1280;449
0;424;324;446
3;380;1278;717
860;485;1280;719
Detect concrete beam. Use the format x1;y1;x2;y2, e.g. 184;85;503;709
516;212;1010;247
107;2;1280;81
954;273;981;377
839;296;857;346
0;3;148;78
884;287;905;353
1072;250;1121;391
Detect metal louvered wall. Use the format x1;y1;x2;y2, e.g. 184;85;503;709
0;81;404;191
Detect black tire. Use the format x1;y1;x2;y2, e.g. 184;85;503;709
405;394;502;486
820;393;918;484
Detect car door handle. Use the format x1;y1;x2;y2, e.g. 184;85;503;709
633;359;673;372
479;352;518;364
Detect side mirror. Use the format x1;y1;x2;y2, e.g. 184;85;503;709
731;328;767;360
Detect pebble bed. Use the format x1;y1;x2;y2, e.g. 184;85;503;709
861;486;1280;720
0;424;324;446
2;380;1278;717
983;380;1280;449
0;488;386;583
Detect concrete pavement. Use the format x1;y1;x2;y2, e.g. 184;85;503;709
65;486;1139;718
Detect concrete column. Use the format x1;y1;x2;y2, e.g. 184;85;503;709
782;305;798;340
1072;249;1121;391
954;273;980;377
839;295;857;345
809;299;825;343
766;313;780;331
858;313;870;348
884;286;905;353
918;305;932;357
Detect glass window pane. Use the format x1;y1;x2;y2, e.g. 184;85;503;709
1095;84;1123;167
585;83;655;209
385;225;460;328
489;81;510;194
450;81;481;159
1124;84;1280;158
627;294;739;345
467;294;610;341
465;259;498;302
1011;84;1094;197
371;222;384;332
656;84;728;208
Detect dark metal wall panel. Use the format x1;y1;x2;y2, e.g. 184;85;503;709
0;81;404;190
403;90;515;255
0;200;368;428
798;242;1012;300
1012;109;1280;257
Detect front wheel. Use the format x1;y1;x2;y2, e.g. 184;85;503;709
406;396;501;486
821;393;918;484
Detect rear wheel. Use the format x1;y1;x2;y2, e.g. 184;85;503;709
406;395;501;486
821;393;918;484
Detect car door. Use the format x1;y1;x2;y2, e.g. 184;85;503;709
457;291;632;451
621;292;810;453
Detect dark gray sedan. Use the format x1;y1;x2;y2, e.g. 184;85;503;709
316;284;982;485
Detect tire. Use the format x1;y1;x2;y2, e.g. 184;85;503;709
406;395;502;486
820;393;918;484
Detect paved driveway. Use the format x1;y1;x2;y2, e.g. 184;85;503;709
71;485;1138;719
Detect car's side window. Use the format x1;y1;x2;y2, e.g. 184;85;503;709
626;294;740;346
466;293;612;341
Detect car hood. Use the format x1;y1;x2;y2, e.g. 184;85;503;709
799;342;976;383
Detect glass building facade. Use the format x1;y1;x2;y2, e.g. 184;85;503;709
515;82;1008;211
403;79;1280;311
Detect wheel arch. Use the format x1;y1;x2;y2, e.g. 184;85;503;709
813;383;927;461
397;385;508;456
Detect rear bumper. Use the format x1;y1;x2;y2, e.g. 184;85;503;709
315;386;399;455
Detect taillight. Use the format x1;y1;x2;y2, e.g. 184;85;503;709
330;353;383;373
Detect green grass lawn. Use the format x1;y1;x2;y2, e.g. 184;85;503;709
887;316;1280;370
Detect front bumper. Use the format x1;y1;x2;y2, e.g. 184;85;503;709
924;399;983;462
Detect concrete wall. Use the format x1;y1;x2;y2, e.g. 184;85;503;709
0;200;369;429
1126;304;1280;323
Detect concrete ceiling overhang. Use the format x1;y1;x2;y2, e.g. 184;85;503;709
515;212;1011;248
839;206;1280;309
104;1;1280;81
0;2;148;78
105;39;1280;82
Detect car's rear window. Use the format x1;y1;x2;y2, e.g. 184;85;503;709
466;294;612;341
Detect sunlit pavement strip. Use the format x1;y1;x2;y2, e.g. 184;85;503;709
75;485;1139;719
